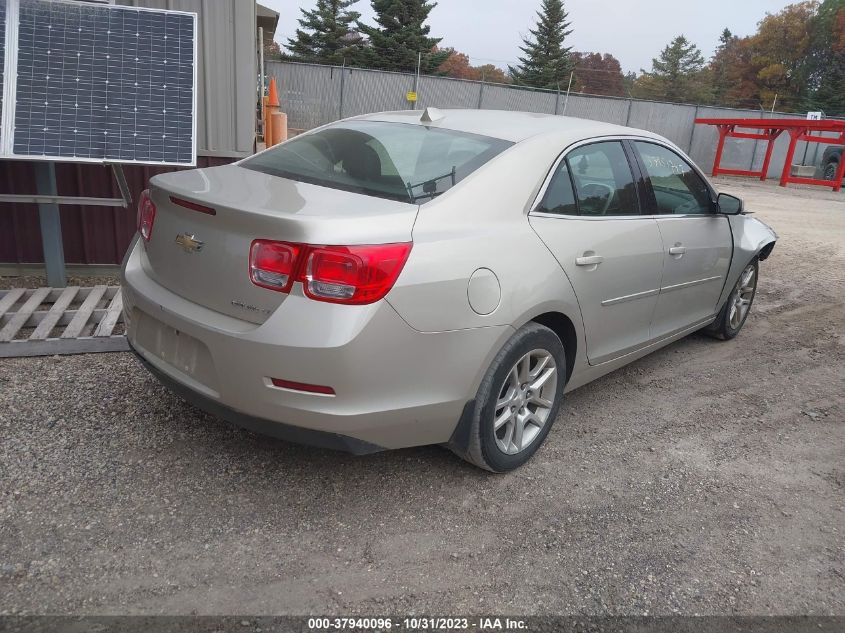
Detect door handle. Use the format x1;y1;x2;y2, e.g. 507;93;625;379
575;255;604;267
669;245;686;256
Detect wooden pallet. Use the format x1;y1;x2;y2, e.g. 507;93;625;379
0;286;129;358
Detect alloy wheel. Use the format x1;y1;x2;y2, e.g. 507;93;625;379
493;349;558;455
728;263;757;330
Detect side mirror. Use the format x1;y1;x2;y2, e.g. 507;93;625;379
717;192;744;215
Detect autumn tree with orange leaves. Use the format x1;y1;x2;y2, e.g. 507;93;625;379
571;52;626;97
436;48;508;83
707;0;844;113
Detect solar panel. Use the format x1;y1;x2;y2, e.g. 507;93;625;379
0;0;197;166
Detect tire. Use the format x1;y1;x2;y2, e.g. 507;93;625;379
706;259;759;340
823;161;839;183
455;322;566;472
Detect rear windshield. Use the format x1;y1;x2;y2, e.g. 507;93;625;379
240;120;513;204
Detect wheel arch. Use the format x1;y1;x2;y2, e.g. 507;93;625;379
758;240;776;262
530;311;577;385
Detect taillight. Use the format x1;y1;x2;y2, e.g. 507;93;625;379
248;240;412;305
137;189;156;242
249;240;302;292
303;244;412;305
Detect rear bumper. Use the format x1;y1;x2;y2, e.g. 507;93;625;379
131;341;385;454
122;239;512;450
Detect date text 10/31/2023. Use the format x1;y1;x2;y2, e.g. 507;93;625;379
307;617;529;630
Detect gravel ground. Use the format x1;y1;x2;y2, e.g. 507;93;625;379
0;178;843;616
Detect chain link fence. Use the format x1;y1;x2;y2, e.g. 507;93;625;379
267;60;839;178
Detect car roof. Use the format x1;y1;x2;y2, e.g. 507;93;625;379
351;108;666;144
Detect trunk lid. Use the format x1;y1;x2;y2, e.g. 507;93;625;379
142;164;418;324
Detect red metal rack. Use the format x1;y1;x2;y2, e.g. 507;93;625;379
694;118;845;192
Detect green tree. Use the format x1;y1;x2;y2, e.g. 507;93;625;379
622;71;638;96
357;0;449;73
809;0;845;114
509;0;574;89
287;0;364;65
635;35;709;103
710;28;738;102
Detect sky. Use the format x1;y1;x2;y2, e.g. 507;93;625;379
261;0;797;74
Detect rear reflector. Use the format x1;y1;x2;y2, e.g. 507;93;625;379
248;240;412;305
137;189;156;242
270;378;336;396
170;196;216;216
249;240;302;292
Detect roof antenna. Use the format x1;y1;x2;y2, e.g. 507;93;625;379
421;107;445;124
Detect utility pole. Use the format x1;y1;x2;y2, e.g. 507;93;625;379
412;52;422;111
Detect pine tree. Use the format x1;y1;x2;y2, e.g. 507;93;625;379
358;0;449;73
710;28;737;103
509;0;574;90
813;54;845;115
637;35;708;103
287;0;364;65
809;0;845;115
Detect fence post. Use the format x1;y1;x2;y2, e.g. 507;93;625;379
338;60;346;121
686;105;699;154
625;99;633;127
561;72;573;116
478;71;485;109
411;52;421;111
749;109;765;175
554;84;561;115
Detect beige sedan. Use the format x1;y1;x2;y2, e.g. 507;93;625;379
121;109;777;471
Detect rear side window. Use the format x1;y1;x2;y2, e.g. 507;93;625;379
537;160;578;215
566;142;639;216
635;141;713;215
240;121;513;204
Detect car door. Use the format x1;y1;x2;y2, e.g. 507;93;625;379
529;140;664;365
631;140;733;339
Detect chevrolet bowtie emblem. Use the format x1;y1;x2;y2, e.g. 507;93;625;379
175;233;204;253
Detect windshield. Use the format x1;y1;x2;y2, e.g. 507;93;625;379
240;121;513;204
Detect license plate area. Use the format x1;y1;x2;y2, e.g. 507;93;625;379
132;309;220;393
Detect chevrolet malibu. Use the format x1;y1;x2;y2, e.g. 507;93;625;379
121;109;777;472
